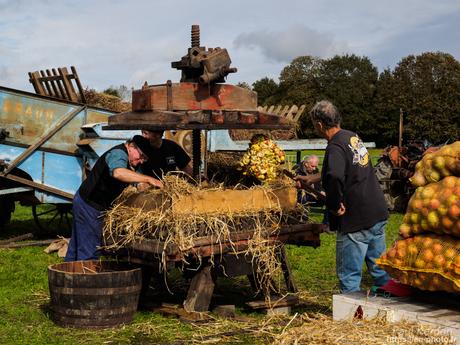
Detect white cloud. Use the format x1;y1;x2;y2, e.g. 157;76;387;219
234;25;349;63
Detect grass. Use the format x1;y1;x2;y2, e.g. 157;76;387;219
285;148;383;166
0;204;403;344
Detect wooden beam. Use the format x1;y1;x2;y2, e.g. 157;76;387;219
1;174;74;200
183;264;215;312
58;67;79;102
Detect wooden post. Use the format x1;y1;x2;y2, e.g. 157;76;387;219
183;264;215;312
277;244;297;293
398;108;404;167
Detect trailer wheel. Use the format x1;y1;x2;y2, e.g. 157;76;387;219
32;203;73;236
0;197;15;229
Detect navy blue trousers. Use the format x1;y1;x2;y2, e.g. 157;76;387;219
65;191;103;262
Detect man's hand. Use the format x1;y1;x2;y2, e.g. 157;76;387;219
147;177;163;189
332;203;346;216
294;175;314;184
137;182;150;191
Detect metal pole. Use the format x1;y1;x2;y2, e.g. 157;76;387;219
192;129;201;179
398;108;403;166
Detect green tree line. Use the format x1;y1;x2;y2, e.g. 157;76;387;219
251;52;460;147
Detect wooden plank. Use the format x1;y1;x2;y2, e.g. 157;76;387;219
40;70;54;97
183;264;215;312
58;67;79;102
0;233;33;245
273;105;283;115
71;66;86;103
46;69;60;98
1;174;74;200
277;245;297;293
121;186;297;215
0;239;55;249
28;72;45;95
257;105;268;112
279;105;290;117
132;83;257;111
172;187;297;214
285;105;297;120
52;68;67;99
246;294;299;310
293;104;306;122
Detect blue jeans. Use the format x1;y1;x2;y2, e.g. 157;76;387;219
65;191;103;262
336;220;389;293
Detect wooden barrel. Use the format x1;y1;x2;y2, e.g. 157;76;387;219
48;260;142;328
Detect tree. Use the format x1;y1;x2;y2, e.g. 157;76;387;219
236;82;251;90
372;69;401;147
252;77;279;105
391;52;460;144
103;85;131;101
315;54;379;140
275;56;323;138
277;56;322;106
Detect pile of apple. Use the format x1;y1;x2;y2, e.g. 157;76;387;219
378;234;460;292
239;134;286;182
411;141;460;186
377;142;460;292
399;176;460;238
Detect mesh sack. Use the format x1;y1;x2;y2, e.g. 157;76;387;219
399;176;460;238
410;141;460;187
377;234;460;293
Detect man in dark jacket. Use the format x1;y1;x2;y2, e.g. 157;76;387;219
140;130;193;179
303;100;389;293
65;135;163;262
294;155;324;206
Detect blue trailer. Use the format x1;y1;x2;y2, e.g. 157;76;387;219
0;86;139;232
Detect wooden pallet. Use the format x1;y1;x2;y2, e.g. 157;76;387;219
28;66;86;103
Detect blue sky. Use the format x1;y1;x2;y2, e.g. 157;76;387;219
1;0;459;92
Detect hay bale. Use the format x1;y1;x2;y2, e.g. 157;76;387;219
83;88;131;112
229;128;296;141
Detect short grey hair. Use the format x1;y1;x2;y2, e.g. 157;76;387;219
302;155;319;164
310;100;342;129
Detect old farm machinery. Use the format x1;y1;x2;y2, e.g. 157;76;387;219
102;25;326;312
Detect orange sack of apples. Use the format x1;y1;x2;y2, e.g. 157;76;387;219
399;176;460;238
377;234;460;293
410;141;460;187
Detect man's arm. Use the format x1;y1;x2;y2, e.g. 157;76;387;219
105;149;163;188
324;144;347;215
181;164;193;176
113;168;163;188
294;173;321;185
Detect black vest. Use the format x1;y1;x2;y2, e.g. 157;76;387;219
78;144;129;210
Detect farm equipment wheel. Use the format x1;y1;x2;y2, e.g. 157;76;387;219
0;197;15;229
32;203;73;236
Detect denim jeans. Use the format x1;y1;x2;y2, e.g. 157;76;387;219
65;191;103;262
336;220;389;293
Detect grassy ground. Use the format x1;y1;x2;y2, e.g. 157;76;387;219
285;148;382;166
0;204;403;345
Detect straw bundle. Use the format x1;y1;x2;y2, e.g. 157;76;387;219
83;88;131;112
272;313;456;345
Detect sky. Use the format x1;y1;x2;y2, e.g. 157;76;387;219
1;0;460;94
